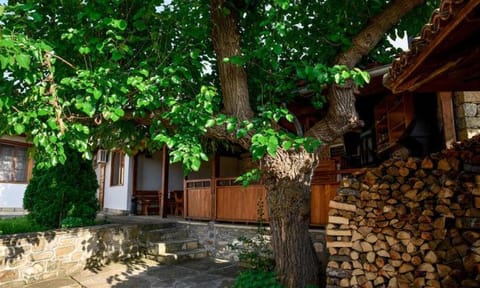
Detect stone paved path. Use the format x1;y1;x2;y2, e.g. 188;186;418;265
25;258;240;288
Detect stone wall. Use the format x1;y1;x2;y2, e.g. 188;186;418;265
0;224;147;287
326;135;480;287
454;91;480;140
178;220;326;266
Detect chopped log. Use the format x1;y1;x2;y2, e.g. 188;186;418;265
424;250;438;264
350;250;359;260
326;241;353;248
401;252;411;262
396;231;411;240
411;255;422;266
377;250;390;257
417;263;435;272
361;241;373;252
327;229;352;236
421;157;434;169
329;216;350;225
399;263;414;274
366;251;376;263
329;200;357;212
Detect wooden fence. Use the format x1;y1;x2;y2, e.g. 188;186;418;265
184;177;350;226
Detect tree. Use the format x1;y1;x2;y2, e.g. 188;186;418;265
24;147;99;229
0;0;438;286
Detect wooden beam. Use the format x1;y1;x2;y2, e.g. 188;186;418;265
160;145;169;217
437;92;456;148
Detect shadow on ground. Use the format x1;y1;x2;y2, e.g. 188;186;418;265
74;258;241;288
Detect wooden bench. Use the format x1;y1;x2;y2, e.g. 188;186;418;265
133;190;160;215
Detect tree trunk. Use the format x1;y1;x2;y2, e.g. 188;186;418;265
262;149;321;287
210;0;254;120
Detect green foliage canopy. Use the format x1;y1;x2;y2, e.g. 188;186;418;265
0;0;437;170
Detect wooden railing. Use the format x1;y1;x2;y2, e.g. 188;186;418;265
184;179;213;220
184;168;364;226
215;178;268;222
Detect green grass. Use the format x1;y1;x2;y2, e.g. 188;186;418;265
0;216;47;235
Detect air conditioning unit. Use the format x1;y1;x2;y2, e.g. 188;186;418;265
97;149;108;164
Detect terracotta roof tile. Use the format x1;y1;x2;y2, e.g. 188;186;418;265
385;0;470;88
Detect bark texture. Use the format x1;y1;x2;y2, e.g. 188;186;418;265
210;0;254;120
306;0;427;145
262;149;321;287
336;0;426;69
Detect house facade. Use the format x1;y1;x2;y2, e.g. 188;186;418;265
0;136;33;215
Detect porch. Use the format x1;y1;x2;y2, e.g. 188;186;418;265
131;160;363;227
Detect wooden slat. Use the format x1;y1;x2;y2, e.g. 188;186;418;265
216;185;268;222
310;183;339;226
185;187;212;219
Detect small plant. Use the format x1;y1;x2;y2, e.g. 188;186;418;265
233;270;284;288
229;200;274;271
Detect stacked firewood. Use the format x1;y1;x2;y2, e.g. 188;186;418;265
326;135;480;288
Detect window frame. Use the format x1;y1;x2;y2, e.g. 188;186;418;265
110;150;125;186
0;140;33;184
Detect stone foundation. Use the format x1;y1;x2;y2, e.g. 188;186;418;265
0;224;148;287
178;220;326;267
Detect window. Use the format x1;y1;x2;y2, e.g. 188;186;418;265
110;150;124;186
0;142;29;183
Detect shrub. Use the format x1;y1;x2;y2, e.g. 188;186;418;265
23;147;99;229
0;216;46;235
233;270;284;288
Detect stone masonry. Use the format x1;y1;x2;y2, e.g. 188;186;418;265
0;223;148;287
454;91;480;140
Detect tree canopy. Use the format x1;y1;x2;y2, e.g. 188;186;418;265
1;0;436;168
1;1;439;286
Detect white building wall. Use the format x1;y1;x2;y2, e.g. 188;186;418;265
168;162;184;191
136;152;163;191
0;183;27;209
103;153;133;214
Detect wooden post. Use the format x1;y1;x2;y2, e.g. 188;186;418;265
438;92;456;148
160;145;169;217
211;155;219;220
98;162;106;209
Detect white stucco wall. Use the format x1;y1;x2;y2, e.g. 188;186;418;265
103;153;133;213
136;152;163;191
168;162;184;191
0;183;27;209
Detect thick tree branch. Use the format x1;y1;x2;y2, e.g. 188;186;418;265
210;0;254;121
306;0;426;145
336;0;426;68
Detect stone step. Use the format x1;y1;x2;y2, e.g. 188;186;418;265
148;248;209;264
145;227;189;242
147;238;199;254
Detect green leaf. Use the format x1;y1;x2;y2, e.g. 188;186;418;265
200;152;209;161
79;46;91;54
47;118;58;130
267;136;278;157
16;54;31;69
14;123;25;135
205;119;216;128
226;122;235;132
191;157;201;171
93;89;102;100
282;140;292;150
